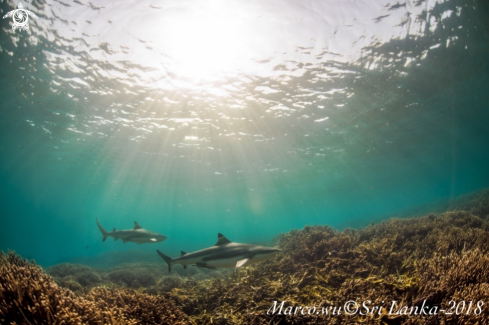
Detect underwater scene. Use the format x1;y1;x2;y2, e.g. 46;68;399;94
1;0;489;323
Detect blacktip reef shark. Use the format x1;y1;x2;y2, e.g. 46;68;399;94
96;218;167;244
157;233;281;272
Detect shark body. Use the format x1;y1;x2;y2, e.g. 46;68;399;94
157;233;281;272
96;218;167;244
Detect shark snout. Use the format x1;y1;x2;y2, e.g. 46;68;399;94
154;235;168;242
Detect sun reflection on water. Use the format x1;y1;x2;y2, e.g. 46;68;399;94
1;0;473;205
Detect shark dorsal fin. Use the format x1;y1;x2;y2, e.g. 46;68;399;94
113;227;117;232
134;222;142;230
181;251;187;256
215;233;232;246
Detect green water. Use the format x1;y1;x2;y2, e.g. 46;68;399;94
0;0;488;266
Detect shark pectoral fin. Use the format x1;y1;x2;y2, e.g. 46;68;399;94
196;262;216;269
236;258;250;268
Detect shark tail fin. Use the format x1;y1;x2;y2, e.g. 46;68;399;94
96;218;109;242
157;250;173;273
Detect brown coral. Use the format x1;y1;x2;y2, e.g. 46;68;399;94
159;210;489;325
84;287;191;325
0;251;191;324
47;263;103;293
0;251;127;324
410;250;489;324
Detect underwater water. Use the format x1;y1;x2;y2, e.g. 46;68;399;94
0;0;488;269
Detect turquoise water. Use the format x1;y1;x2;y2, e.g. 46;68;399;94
0;0;488;266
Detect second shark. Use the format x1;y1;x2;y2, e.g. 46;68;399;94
96;218;167;244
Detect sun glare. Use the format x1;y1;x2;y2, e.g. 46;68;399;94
157;1;252;80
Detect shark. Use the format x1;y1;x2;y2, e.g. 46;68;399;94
96;218;167;244
156;233;281;272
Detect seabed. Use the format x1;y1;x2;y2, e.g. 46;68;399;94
2;189;489;325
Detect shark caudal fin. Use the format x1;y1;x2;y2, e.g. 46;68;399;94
96;218;110;242
157;250;173;273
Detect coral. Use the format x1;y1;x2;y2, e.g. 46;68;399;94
107;268;157;288
47;263;103;292
84;287;191;325
0;251;129;324
56;275;85;293
0;251;191;324
47;263;99;278
156;274;185;293
411;250;489;324
160;210;489;324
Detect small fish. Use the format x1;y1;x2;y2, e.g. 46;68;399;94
96;218;167;244
157;233;281;272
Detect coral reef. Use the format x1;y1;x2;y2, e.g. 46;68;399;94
409;249;489;325
161;210;489;324
0;251;191;324
6;189;489;325
0;251;126;324
47;263;103;293
84;287;191;325
107;268;157;288
155;274;185;293
48;260;229;295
